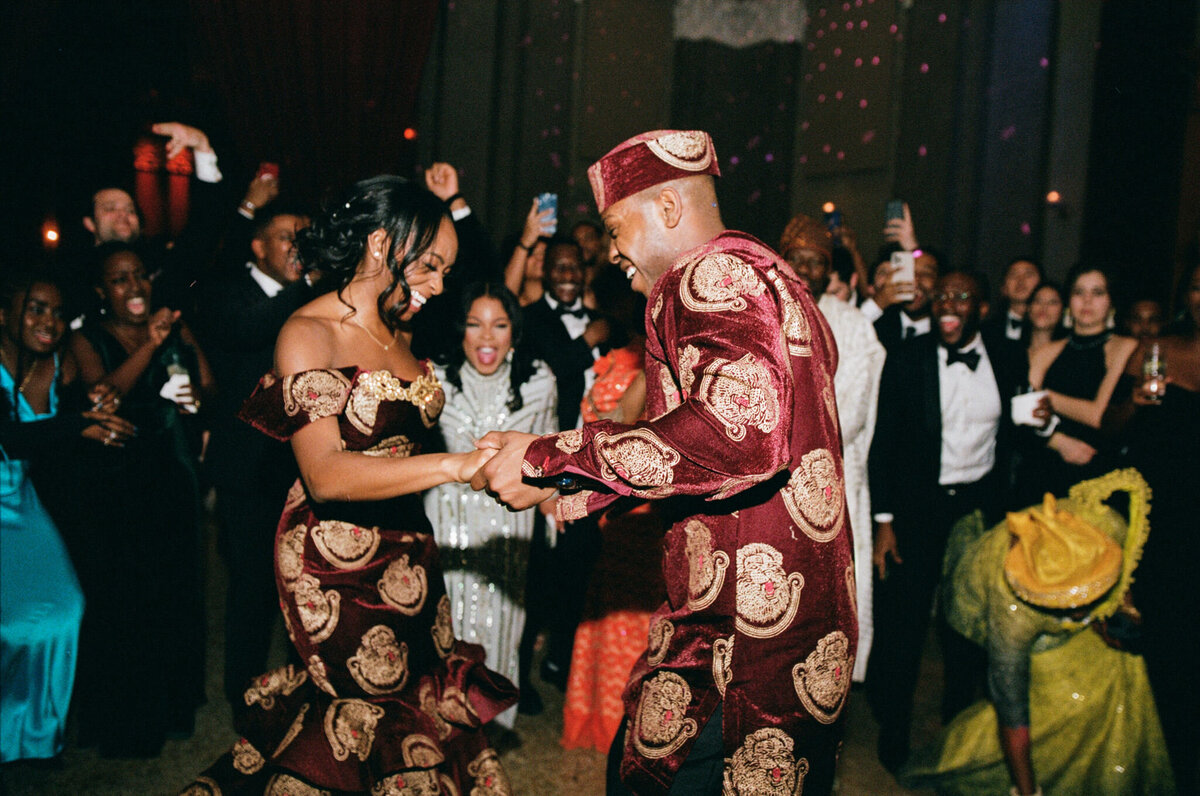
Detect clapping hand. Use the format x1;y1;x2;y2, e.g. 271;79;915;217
470;431;556;510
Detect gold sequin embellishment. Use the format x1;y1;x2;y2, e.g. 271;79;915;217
645;130;715;171
283;370;353;422
346;367;445;434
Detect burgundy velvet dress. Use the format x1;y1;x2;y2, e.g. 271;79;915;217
523;232;858;795
184;364;517;796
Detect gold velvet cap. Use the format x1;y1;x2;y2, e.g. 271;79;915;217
1003;493;1123;609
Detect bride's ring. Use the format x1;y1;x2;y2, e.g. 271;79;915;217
107;430;117;443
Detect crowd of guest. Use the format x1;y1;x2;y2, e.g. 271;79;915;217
1;120;1197;796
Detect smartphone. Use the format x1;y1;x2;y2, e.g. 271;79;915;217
256;161;280;180
823;208;843;236
886;199;904;222
890;251;915;301
535;192;558;235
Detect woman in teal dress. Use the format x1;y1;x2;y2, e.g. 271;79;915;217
0;272;132;762
183;176;516;794
901;469;1174;795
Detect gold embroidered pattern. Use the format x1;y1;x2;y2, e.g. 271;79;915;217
244;664;308;710
821;383;838;431
697;354;780;441
678;345;701;395
277;525;308;592
284;478;307;510
283;369;353;422
273;703;309;757
266;773;331;796
792;631;852;724
781;448;845;543
179;776;220;795
311;520;380;570
370;771;444;796
307;654;337;696
558;490;593;523
363;435;416;458
231;737;265;774
845;565;857;618
712;635;734;697
769;270;812;358
647;618;675;666
645;131;714;170
295;574;340;643
324;698;385;762
378;554;428;616
652;294;664;323
418;682;454;740
348;368;445;433
681;253;766;313
632;672;698;759
735;543;805;639
555;429;585;454
521;460;544;479
347;625;410;695
685;520;729;611
401;733;446;768
467;748;513;796
712;472;776;501
431;594;456;658
723;728;809;795
658;364;681;413
595;428;680;488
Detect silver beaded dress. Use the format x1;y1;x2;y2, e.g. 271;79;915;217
425;359;557;728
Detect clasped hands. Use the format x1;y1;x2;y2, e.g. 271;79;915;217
467;431;556;510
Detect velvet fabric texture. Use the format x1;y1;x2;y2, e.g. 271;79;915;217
587;130;721;213
523;231;857;795
186;365;516;795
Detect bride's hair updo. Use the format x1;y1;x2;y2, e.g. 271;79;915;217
296;175;450;330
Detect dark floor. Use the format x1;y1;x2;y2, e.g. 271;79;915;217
1;503;939;796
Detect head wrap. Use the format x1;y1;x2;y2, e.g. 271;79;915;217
778;214;833;265
588;130;720;214
1003;493;1123;610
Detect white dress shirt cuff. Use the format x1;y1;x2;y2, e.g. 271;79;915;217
193;150;222;183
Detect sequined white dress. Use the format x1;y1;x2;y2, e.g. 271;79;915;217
425;359;557;728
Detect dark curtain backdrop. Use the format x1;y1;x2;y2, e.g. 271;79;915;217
188;0;440;206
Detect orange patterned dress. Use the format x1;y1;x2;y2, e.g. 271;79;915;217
561;343;667;753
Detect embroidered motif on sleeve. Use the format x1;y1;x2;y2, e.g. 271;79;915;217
363;435;416;458
685;520;729;611
265;774;332;796
712;634;734;697
697;354;781;441
521;460;544;479
323;698;385;762
294;574;341;643
283;369;352;422
378;553;428;616
768;270;813;358
792;630;852;724
632;672;698;759
781;448;846;543
681;253;766;313
231;737;265;774
658;364;681;413
431;594;457;658
244;663;308;710
677;345;700;395
347;625;409;695
555;429;585;454
594;428;680;488
647;618;675;666
467;748;514;796
723;728;809;795
310;520;380;569
652;294;665;323
558;490;593;522
735;543;805;639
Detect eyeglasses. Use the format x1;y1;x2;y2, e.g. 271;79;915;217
932;291;974;303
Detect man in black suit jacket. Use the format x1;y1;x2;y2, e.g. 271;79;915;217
199;203;312;704
865;270;1031;773
517;236;612;705
870;247;941;353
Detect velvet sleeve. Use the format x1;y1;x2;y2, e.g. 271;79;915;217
524;255;795;521
237;367;355;441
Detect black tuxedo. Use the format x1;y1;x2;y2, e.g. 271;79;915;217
522;296;603;432
872;306;930;353
199;267;310;703
865;332;1028;766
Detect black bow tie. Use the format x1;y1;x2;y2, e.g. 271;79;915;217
945;347;981;371
1007;317;1022;331
556;304;586;319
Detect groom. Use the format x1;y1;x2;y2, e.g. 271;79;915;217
472;129;856;796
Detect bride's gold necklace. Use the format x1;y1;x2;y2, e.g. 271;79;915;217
1;350;43;394
351;315;398;351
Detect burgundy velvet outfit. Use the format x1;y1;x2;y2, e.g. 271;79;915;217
185;364;516;796
523;232;858;795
